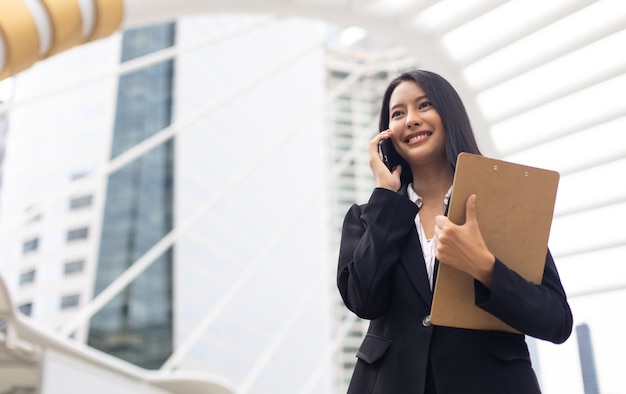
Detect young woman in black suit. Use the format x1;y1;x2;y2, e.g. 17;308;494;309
337;69;573;393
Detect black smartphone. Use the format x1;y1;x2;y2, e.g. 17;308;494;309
378;139;401;172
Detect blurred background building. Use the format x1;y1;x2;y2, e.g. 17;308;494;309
1;13;333;394
576;323;600;394
1;1;625;393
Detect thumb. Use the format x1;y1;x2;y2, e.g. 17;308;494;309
392;164;402;177
465;194;478;224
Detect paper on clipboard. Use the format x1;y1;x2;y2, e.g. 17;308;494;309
430;153;560;332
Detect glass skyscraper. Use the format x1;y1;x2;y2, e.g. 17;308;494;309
87;24;176;369
576;323;600;394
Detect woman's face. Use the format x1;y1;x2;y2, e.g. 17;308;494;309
387;80;447;169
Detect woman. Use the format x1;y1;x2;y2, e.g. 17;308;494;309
337;70;573;394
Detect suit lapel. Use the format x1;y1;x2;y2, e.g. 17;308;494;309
396;186;433;305
400;227;433;305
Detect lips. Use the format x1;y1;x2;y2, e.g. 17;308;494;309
404;131;432;144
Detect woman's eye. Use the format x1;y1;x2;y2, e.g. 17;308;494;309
419;101;433;110
391;111;404;118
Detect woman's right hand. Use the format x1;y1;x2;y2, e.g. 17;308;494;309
370;130;402;192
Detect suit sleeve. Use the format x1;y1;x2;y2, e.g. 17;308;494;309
474;249;573;344
337;188;419;320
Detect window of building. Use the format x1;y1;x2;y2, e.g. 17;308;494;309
27;213;42;223
64;260;85;275
24;205;42;223
71;172;88;181
61;294;80;309
342;346;359;354
18;303;33;316
23;237;39;253
69;195;93;210
331;70;349;79
67;227;88;241
19;270;36;285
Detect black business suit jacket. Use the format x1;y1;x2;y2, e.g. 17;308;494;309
337;187;573;394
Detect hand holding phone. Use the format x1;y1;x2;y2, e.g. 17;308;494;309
378;139;401;172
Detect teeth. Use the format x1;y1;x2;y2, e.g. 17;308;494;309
408;134;428;143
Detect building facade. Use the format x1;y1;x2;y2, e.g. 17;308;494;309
0;15;333;394
86;23;176;369
576;323;600;394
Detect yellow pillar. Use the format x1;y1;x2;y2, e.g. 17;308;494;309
0;0;124;80
41;0;83;57
86;0;124;43
0;0;40;79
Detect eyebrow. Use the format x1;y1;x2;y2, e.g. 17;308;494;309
390;94;429;111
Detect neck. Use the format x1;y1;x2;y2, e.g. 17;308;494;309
410;163;452;201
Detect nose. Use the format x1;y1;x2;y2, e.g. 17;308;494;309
405;110;421;128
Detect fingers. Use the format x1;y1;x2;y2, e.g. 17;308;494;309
391;163;402;178
369;129;392;157
370;129;392;144
369;130;401;191
434;215;447;229
434;195;477;239
433;215;449;246
465;194;478;224
434;194;494;281
369;129;391;171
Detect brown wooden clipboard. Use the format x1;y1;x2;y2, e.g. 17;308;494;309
430;153;560;332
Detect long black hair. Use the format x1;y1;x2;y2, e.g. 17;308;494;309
379;70;482;185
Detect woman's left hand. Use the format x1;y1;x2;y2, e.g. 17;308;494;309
433;194;496;288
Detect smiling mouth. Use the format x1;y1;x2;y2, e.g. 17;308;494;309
405;132;432;144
